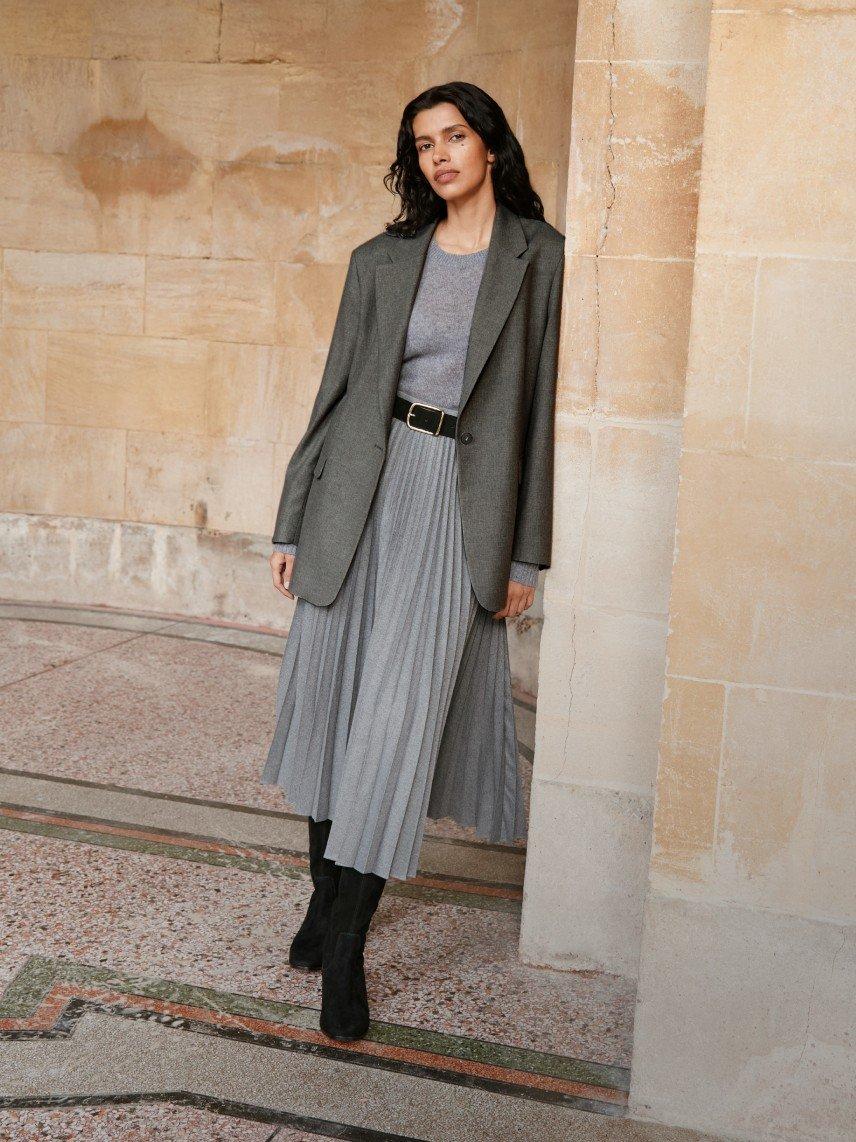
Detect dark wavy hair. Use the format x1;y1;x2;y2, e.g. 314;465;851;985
382;81;545;237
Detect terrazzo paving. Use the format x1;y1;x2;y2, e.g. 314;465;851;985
0;603;721;1140
0;830;631;1063
0;1105;308;1139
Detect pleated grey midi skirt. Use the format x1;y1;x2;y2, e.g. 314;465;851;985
261;413;527;881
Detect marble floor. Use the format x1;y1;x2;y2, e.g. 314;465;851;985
0;600;718;1141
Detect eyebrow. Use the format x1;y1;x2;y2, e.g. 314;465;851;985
413;122;469;143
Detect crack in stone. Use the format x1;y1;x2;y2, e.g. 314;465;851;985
592;0;619;408
557;5;618;775
558;423;596;782
215;0;225;63
796;930;846;1071
561;610;578;774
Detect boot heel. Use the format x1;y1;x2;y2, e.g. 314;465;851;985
319;932;369;1040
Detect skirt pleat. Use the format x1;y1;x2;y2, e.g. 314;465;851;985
262;414;526;881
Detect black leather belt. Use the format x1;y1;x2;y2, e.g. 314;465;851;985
392;394;457;438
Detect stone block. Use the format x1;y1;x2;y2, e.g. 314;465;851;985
520;777;652;976
0;422;125;517
537;597;670;790
45;332;208;434
650;677;725;884
125;430;276;535
667;451;856;692
748;257;856;463
682;253;757;452
582;423;682;614
697;9;856;258
3;250;145;334
0;330;47;422
144;256;276;343
630;893;856;1140
91;0;222;63
212;162;318;262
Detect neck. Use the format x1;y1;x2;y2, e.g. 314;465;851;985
436;194;497;254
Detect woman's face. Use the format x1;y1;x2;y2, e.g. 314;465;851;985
412;102;494;203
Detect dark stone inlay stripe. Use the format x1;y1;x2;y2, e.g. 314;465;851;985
0;601;286;642
10;996;626;1119
0;812;520;913
0;764;313;821
0;957;631;1099
0;766;526;859
0;1091;413;1141
0;802;523;897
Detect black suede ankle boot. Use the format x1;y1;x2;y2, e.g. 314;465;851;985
319;865;386;1042
289;817;340;972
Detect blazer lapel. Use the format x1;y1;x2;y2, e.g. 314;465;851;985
373;200;530;434
458;201;529;414
373;215;439;432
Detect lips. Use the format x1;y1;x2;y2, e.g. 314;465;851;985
434;169;459;183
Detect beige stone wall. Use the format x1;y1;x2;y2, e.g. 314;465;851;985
0;1;574;667
630;3;856;1138
520;0;712;975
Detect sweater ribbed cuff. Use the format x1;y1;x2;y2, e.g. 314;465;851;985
509;559;538;588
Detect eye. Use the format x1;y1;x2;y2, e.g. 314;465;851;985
450;133;465;142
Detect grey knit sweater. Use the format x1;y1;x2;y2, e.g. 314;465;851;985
274;235;538;588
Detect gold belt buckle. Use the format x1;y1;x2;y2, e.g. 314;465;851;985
406;401;445;436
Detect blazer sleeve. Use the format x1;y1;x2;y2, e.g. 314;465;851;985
271;251;362;547
510;252;564;570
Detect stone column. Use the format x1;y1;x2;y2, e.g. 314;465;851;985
520;1;712;975
630;3;856;1138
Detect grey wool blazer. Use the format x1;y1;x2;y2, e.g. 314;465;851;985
272;199;565;614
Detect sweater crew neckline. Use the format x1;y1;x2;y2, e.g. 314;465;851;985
429;236;490;259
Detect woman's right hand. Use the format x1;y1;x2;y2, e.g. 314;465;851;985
270;551;296;600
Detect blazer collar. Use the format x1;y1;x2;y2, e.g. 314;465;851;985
373;201;531;432
385;198;529;263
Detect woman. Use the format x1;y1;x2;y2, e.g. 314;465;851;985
262;81;564;1043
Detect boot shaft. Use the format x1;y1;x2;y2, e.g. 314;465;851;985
307;816;339;887
328;865;386;939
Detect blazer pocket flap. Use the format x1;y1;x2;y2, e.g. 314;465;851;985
313;451;329;479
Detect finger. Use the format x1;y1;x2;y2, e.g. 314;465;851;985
494;586;515;620
272;558;295;600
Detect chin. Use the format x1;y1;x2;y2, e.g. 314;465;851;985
437;182;473;202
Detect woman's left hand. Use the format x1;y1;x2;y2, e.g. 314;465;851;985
492;580;535;620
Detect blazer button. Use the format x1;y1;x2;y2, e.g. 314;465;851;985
460;431;473;444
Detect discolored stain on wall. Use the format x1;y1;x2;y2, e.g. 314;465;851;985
70;116;197;206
